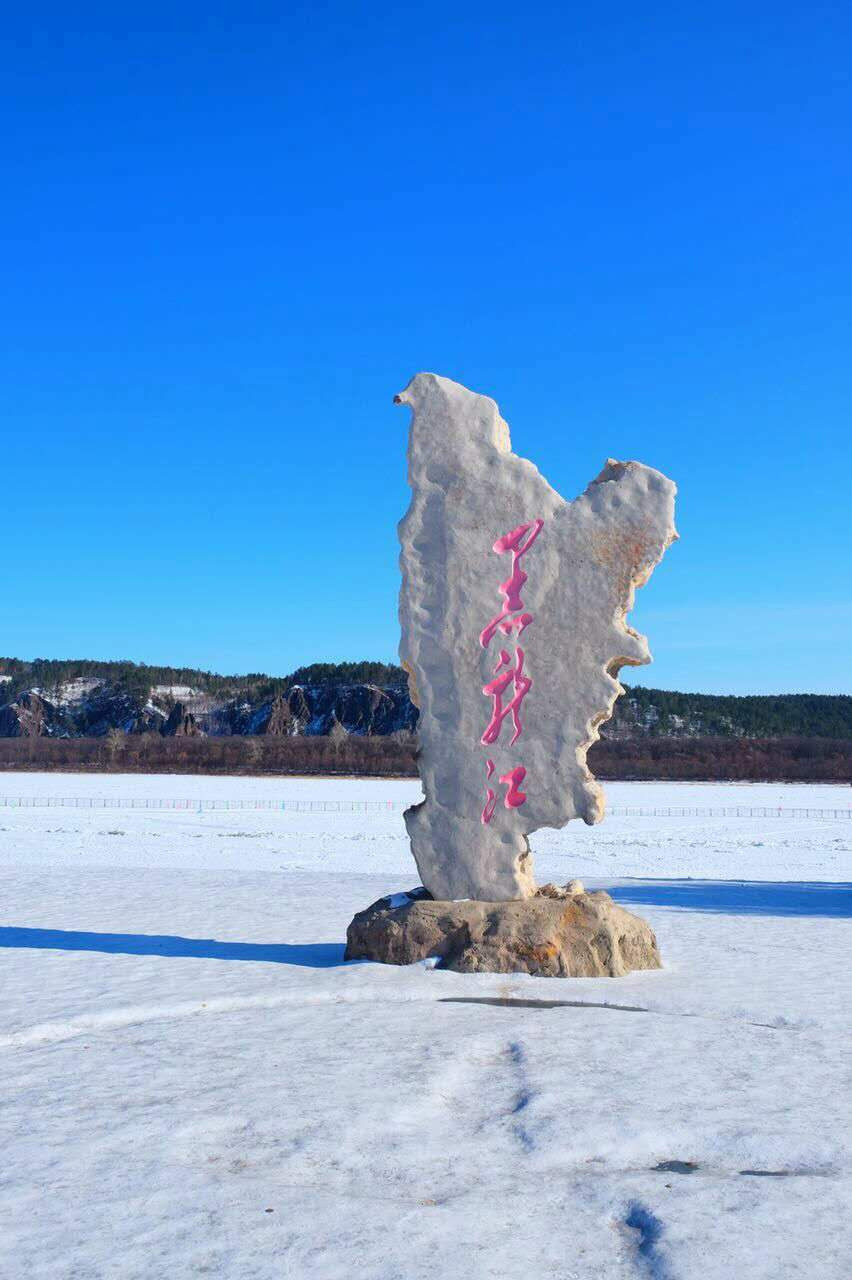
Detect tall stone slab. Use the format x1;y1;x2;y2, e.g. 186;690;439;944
396;372;677;902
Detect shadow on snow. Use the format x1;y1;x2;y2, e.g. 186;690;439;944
606;879;852;918
0;927;346;967
2;882;849;966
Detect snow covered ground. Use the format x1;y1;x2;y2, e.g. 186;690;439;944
1;774;850;1279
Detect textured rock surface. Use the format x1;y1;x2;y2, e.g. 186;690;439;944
0;677;418;739
345;882;662;977
0;691;71;738
396;372;677;901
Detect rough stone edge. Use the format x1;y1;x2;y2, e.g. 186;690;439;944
573;460;681;823
344;881;663;979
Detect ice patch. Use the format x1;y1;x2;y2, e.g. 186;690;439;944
385;892;411;908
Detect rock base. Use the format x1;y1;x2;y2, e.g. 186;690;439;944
345;881;661;978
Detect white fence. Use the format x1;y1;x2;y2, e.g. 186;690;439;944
609;805;850;819
0;796;402;812
0;796;849;819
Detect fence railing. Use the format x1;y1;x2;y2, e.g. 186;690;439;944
608;805;850;819
0;796;403;812
0;797;849;818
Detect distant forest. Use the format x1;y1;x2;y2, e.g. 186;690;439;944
1;656;850;740
1;657;849;780
0;657;405;705
614;684;852;740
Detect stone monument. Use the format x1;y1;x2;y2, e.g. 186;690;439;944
346;373;677;977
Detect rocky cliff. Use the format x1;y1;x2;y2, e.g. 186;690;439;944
0;671;418;740
0;659;848;741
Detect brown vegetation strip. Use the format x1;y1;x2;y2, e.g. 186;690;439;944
0;734;848;781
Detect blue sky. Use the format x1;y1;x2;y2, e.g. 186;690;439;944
3;3;850;694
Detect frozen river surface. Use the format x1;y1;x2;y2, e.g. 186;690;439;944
1;774;850;1279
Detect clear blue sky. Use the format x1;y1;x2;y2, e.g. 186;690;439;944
3;3;850;694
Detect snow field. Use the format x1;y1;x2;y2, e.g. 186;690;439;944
0;775;849;882
1;774;850;1279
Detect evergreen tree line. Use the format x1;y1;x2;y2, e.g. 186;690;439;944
0;657;407;706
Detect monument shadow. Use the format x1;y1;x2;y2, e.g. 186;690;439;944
605;879;852;919
0;927;347;967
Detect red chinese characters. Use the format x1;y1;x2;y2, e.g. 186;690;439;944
479;519;543;824
481;647;531;747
